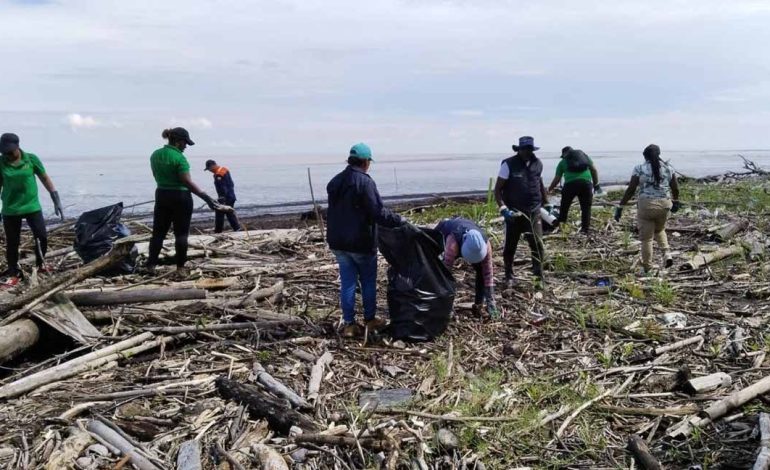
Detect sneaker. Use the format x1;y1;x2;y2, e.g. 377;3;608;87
503;277;515;289
341;323;364;338
471;304;483;316
365;317;388;332
0;269;22;288
37;264;54;275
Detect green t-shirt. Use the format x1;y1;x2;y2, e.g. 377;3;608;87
0;151;46;216
150;145;191;191
555;157;593;184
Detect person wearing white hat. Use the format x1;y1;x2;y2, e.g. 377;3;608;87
435;217;499;318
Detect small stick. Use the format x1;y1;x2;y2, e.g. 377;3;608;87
307;168;325;242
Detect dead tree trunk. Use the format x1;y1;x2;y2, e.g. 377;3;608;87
68;288;207;306
0;319;40;364
215;377;318;434
683;245;744;270
714;220;749;242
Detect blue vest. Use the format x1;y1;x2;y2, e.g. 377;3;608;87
436;218;487;254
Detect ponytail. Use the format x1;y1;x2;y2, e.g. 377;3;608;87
161;129;172;140
643;144;662;187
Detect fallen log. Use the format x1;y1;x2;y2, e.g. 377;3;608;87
86;420;161;470
215;377;318;434
236;280;284;307
683;245;744;271
254;361;310;409
0;319;40;364
627;434;661;470
713;220;749;242
0;332;169;399
308;351;333;403
685;372;732;394
755;413;770;470
294;433;394;451
68;288;207;307
0;242;133;324
142;319;303;335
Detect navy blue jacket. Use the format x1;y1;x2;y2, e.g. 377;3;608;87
326;165;403;254
212;166;236;201
501;155;543;213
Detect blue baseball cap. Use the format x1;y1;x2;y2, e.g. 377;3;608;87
461;230;488;264
512;135;539;151
349;143;374;161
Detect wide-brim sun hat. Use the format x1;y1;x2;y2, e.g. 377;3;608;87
512;135;540;152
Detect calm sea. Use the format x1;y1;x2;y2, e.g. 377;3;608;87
37;150;770;219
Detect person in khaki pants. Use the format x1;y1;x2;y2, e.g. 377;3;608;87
614;144;681;274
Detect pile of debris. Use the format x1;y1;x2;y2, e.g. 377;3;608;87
0;175;770;468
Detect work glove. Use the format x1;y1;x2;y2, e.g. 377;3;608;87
671;200;683;213
200;193;227;212
217;196;226;204
50;191;64;221
613;206;623;222
484;286;500;319
593;184;603;195
500;206;521;222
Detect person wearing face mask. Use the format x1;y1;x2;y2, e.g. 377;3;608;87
146;127;224;278
0;133;64;287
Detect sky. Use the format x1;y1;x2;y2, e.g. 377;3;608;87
1;0;769;157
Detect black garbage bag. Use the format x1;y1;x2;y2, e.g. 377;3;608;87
378;226;456;341
74;203;137;274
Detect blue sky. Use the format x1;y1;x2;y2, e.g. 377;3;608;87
1;0;769;157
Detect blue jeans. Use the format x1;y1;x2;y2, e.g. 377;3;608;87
333;250;378;324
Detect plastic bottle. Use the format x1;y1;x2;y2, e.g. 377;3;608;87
539;207;557;225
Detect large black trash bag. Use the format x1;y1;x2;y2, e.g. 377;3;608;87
378;226;456;341
73;203;137;274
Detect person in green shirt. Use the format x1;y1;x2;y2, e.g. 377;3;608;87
0;133;64;287
547;146;600;234
147;127;223;278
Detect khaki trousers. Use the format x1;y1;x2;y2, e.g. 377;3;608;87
637;198;672;270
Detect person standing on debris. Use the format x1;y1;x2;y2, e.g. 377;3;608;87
326;143;408;338
435;217;499;318
147;128;225;278
615;144;681;273
205;159;241;233
494;136;549;286
0;133;64;287
547;146;601;234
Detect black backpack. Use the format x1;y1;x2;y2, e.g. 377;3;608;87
565;149;591;172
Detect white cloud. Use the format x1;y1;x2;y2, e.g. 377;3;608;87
172;117;213;130
65;113;100;130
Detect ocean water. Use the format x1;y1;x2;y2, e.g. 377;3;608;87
34;149;770;218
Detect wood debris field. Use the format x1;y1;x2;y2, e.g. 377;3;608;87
2;172;770;469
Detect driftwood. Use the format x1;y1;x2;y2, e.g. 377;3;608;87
44;427;93;470
252;443;290;470
0;319;40;364
215;377;318;434
237;280;284;307
0;332;168;399
713;220;749;242
86;419;161;470
176;440;202;470
627;434;661;470
294;433;395;451
0;242;133;323
683;245;744;270
685;372;732;394
307;351;333;403
253;361;310;409
68;288;207;306
755;413;770;470
142;319;302;334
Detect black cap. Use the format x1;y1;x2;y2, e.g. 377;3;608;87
205;159;217;170
0;133;20;154
170;127;195;146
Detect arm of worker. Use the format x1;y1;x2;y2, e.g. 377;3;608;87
442;234;459;268
618;175;640;206
547;174;561;194
179;172;223;211
590;164;599;187
362;179;404;227
670;174;680;201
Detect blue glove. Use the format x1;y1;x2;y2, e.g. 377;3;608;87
671;200;683;213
